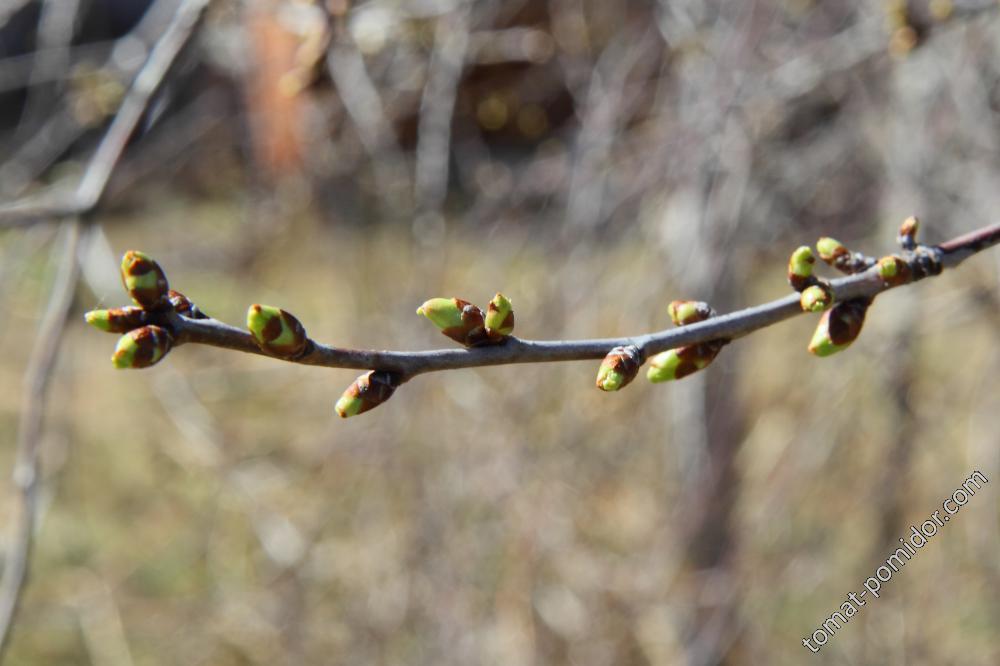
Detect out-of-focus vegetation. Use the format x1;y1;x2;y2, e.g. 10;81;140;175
1;1;999;664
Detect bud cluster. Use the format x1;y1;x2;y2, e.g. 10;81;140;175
417;293;515;347
85;251;205;369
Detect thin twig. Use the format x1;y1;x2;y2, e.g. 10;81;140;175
0;219;82;661
0;0;212;228
135;223;1000;382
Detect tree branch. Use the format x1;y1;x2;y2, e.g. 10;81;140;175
105;222;999;384
0;219;82;660
0;0;211;229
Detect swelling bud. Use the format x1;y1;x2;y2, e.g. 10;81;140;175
596;345;642;392
247;304;310;357
111;325;172;369
335;371;399;418
120;250;169;310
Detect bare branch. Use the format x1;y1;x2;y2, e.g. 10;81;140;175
0;0;212;229
0;219;82;660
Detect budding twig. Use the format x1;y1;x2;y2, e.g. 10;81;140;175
88;222;999;390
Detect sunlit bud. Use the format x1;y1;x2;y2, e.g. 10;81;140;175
247;304;310;357
596;345;642;392
416;297;490;347
335;371;400;418
646;342;722;383
787;246;816;291
897;215;919;250
111;325;172;369
799;284;832;312
816;237;848;265
876;255;912;287
168;289;206;319
667;300;715;327
808;298;870;357
120;250;169;310
485;293;515;339
84;306;148;333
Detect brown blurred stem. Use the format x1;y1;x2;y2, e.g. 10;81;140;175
154;222;1000;381
0;0;211;229
0;220;81;661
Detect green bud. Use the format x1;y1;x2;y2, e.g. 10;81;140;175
646;342;721;383
808;298;870;357
787;246;816;291
335;371;399;418
816;237;847;264
667;300;714;327
799;284;832;312
596;345;642;392
485;293;515;339
120;250;169;310
876;255;912;286
85;306;148;333
111;325;172;369
247;304;310;358
416;297;490;347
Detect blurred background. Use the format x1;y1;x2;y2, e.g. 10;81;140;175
1;0;999;664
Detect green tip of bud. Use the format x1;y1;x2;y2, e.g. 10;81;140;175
335;371;399;418
799;285;832;312
876;255;911;286
816;237;847;263
111;325;172;369
788;246;816;278
485;293;515;339
120;250;169;310
667;300;714;327
85;310;113;331
85;306;148;333
417;298;490;347
417;298;464;330
247;304;309;357
335;393;364;418
596;346;642;392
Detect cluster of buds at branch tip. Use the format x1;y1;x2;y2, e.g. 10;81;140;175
897;215;919;250
84;305;149;333
648;300;726;383
247;304;310;358
808;298;871;357
485;293;515;340
416;297;494;347
112;325;173;369
787;246;816;291
596;345;642;391
816;237;874;275
335;370;400;418
876;255;912;287
799;284;833;312
121;250;170;310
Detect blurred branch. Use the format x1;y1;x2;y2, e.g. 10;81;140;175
0;0;211;229
0;219;82;661
414;2;472;213
95;223;999;385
